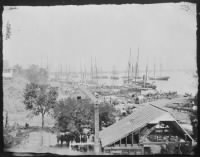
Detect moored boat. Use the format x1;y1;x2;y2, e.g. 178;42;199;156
149;76;170;81
149;63;170;81
110;76;119;80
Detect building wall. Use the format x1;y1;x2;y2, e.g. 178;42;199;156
3;69;13;79
102;121;192;155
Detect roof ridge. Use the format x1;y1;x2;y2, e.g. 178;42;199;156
100;103;169;146
149;103;169;113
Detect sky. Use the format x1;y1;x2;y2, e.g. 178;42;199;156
3;3;197;73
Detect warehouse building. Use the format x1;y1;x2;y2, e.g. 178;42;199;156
99;104;194;155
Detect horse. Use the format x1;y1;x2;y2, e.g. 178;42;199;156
57;132;75;146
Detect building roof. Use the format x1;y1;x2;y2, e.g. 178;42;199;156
99;104;192;147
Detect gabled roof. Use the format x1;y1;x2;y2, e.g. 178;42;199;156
99;104;188;147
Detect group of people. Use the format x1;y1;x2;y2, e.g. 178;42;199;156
56;131;95;147
160;142;192;154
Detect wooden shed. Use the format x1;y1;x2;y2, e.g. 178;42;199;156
99;104;194;155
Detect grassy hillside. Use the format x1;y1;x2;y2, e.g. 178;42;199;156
3;76;28;126
3;76;55;127
3;76;28;113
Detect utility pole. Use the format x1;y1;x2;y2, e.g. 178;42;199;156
79;86;101;154
94;99;100;154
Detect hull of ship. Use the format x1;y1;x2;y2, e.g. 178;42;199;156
110;76;119;80
149;76;170;81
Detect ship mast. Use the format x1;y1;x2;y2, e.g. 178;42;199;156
131;57;134;81
160;63;162;77
84;64;86;83
128;48;131;84
91;57;93;80
144;64;148;88
153;63;156;80
135;48;139;83
95;57;98;84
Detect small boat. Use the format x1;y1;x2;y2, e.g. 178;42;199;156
193;74;198;78
135;80;157;89
123;76;142;83
72;75;79;78
110;66;119;80
141;83;156;89
99;75;109;79
149;63;170;81
123;78;133;83
92;75;108;79
86;80;97;84
134;76;142;79
121;76;128;79
149;76;170;81
110;76;119;80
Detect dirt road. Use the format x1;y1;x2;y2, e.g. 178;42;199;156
5;130;85;155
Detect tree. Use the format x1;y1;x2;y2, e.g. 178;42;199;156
3;60;9;69
53;98;93;133
25;64;48;84
5;21;11;40
23;83;58;128
53;97;116;133
99;102;116;130
189;95;198;141
13;64;23;75
5;111;8;128
53;98;78;132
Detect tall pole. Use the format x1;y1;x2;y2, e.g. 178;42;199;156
46;56;49;83
135;63;137;83
135;49;139;83
160;63;162;77
84;64;86;83
60;64;63;80
131;64;134;80
5;111;8;128
46;56;49;72
95;57;98;84
66;64;68;81
80;62;82;83
40;57;43;69
131;52;134;81
154;63;156;80
128;48;131;84
91;57;93;80
137;47;140;78
144;64;148;88
94;101;100;154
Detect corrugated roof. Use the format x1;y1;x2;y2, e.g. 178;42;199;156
99;104;172;147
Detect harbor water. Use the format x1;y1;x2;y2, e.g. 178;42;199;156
94;70;198;96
